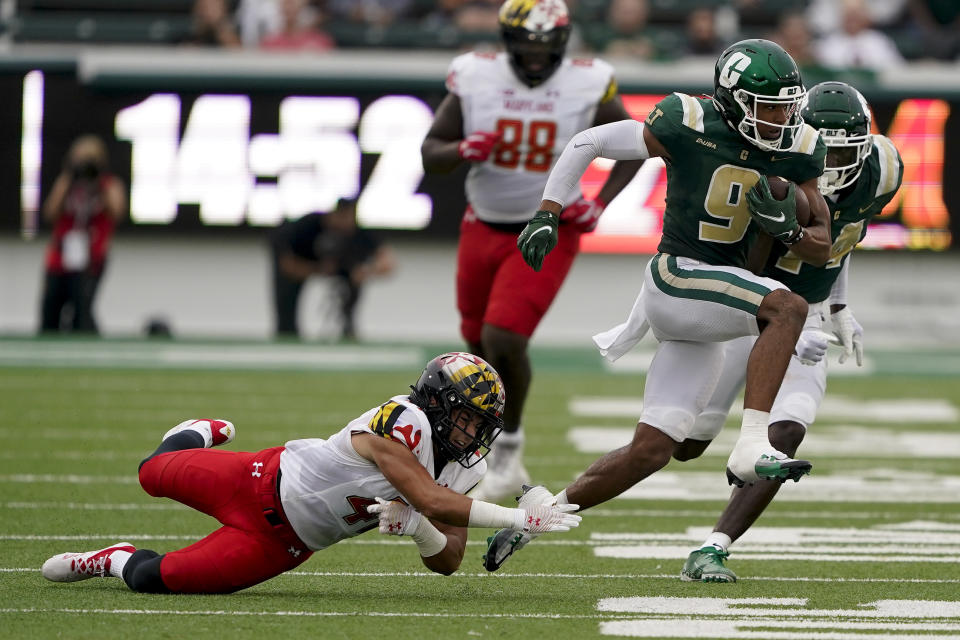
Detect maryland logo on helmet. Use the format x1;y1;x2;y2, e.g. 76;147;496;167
443;354;505;415
499;0;569;30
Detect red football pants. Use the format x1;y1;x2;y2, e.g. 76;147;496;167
457;210;582;344
138;446;312;593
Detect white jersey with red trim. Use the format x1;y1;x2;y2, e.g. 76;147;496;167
448;51;615;224
278;394;485;551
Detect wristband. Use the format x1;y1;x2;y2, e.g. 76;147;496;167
782;226;804;246
411;517;448;557
468;499;523;529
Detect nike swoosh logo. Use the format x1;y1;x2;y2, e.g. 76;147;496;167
858;205;872;213
770;156;789;162
573;143;589;149
754;211;786;222
526;227;553;240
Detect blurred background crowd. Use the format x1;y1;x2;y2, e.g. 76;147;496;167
4;0;958;70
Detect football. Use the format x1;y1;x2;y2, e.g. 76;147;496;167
766;176;811;226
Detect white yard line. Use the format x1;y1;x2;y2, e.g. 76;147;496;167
5;568;960;583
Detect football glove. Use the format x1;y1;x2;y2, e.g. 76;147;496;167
560;197;605;232
366;497;421;536
795;329;830;366
458;131;501;162
517;503;582;534
746;177;800;242
831;307;864;366
517;210;559;272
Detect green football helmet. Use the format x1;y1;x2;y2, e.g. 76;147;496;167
800;81;873;195
713;39;806;151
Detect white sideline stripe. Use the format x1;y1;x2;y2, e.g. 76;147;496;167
5;502;185;511
568;424;960;459
601;618;960;639
0;608;621;620
0;474;139;485
568;395;959;423
5;567;960;584
9;502;951;520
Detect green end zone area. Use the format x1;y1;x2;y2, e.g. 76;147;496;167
2;338;959;639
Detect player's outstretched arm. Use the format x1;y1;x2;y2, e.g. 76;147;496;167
354;431;581;528
518;121;662;271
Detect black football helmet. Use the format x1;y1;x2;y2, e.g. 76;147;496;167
499;0;571;88
409;352;505;468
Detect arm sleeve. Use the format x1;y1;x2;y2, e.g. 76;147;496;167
829;256;850;306
542;119;649;207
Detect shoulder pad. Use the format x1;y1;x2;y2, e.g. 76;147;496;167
872;134;903;197
672;92;705;132
790;123;821;155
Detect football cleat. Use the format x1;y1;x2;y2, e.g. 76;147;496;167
41;542;136;582
163;419;235;449
681;546;737;583
726;439;811;487
470;438;531;503
481;484;553;572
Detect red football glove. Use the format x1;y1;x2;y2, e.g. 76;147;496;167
560;197;606;232
458;131;501;162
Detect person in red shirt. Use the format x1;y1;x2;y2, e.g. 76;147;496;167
260;0;335;52
40;135;126;334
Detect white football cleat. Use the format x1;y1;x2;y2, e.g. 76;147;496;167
42;542;136;582
726;439;812;487
163;419;235;448
470;434;530;503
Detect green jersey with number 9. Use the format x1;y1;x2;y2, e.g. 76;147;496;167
646;92;826;267
763;134;903;303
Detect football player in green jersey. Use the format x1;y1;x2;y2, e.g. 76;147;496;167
484;39;835;572
680;81;903;582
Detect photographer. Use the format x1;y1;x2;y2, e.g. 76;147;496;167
40;135;126;334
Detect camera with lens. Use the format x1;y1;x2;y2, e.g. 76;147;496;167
71;160;103;182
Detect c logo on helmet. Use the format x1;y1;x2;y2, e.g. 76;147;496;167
719;52;751;89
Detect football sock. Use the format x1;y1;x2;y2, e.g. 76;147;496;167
122;549;171;593
701;532;732;553
496;429;524;450
108;549;133;578
739;409;771;443
139;431;205;470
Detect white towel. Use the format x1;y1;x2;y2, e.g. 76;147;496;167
592;286;650;362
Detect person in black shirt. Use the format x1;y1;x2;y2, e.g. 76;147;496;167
270;198;395;339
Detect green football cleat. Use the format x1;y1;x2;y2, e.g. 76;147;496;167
681;546;738;583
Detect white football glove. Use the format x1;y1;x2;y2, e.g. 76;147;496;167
515;503;582;534
795;329;830;366
366;497;422;536
831;307;864;366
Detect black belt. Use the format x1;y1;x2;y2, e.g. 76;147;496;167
263;468;286;528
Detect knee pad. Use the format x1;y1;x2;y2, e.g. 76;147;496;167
640;406;696;443
688;410;727;441
770;391;818;429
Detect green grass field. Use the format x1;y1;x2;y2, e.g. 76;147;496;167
2;339;960;639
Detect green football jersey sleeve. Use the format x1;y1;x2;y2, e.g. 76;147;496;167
646;92;826;267
764;135;904;303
